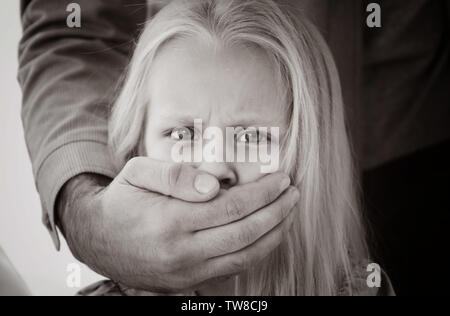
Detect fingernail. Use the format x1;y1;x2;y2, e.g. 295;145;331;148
195;174;218;194
280;177;291;191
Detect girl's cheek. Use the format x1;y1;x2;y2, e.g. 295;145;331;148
145;141;175;162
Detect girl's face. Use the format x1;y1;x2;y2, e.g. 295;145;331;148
144;38;288;188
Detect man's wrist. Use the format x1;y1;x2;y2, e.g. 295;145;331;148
56;173;112;259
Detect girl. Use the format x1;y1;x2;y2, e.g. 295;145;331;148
81;0;393;296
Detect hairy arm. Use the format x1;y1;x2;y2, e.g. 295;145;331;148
56;174;110;267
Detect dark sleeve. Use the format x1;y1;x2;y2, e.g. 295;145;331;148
18;0;147;249
281;0;363;161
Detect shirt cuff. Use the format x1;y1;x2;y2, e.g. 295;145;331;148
36;141;118;250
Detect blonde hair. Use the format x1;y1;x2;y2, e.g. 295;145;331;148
110;0;368;295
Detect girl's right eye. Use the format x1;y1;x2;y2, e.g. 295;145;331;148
170;127;194;141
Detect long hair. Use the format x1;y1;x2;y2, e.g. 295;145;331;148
109;0;369;296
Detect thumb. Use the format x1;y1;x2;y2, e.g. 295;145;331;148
119;157;220;202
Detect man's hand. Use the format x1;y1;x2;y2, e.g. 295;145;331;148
57;157;299;293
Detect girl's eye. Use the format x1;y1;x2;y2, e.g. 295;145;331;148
170;127;194;141
236;129;269;144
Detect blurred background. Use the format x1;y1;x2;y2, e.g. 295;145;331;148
0;1;102;295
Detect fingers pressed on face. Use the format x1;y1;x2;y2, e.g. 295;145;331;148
197;208;296;282
187;172;291;231
121;157;220;202
192;186;299;259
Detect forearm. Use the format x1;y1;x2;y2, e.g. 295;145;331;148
18;0;147;248
56;174;112;274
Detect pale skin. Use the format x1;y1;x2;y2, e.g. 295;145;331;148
144;38;290;294
57;37;299;294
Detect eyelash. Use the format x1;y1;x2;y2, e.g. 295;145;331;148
164;127;194;136
235;129;271;144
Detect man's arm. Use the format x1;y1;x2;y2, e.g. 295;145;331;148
18;0;147;249
17;1;301;292
56;158;298;292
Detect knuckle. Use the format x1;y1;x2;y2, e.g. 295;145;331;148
224;196;244;220
163;164;183;189
191;200;216;230
237;222;258;246
237;231;253;248
263;189;275;206
189;206;203;230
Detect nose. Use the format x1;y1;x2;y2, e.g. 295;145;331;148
197;162;237;189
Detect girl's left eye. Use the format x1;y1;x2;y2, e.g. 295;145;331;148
170;127;195;141
236;129;269;144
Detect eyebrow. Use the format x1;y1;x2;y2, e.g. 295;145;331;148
158;114;199;126
225;115;287;129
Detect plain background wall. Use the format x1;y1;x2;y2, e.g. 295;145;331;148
0;1;102;295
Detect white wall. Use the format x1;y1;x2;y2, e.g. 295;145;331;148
0;1;102;296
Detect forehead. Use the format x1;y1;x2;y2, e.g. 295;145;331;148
146;37;288;127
